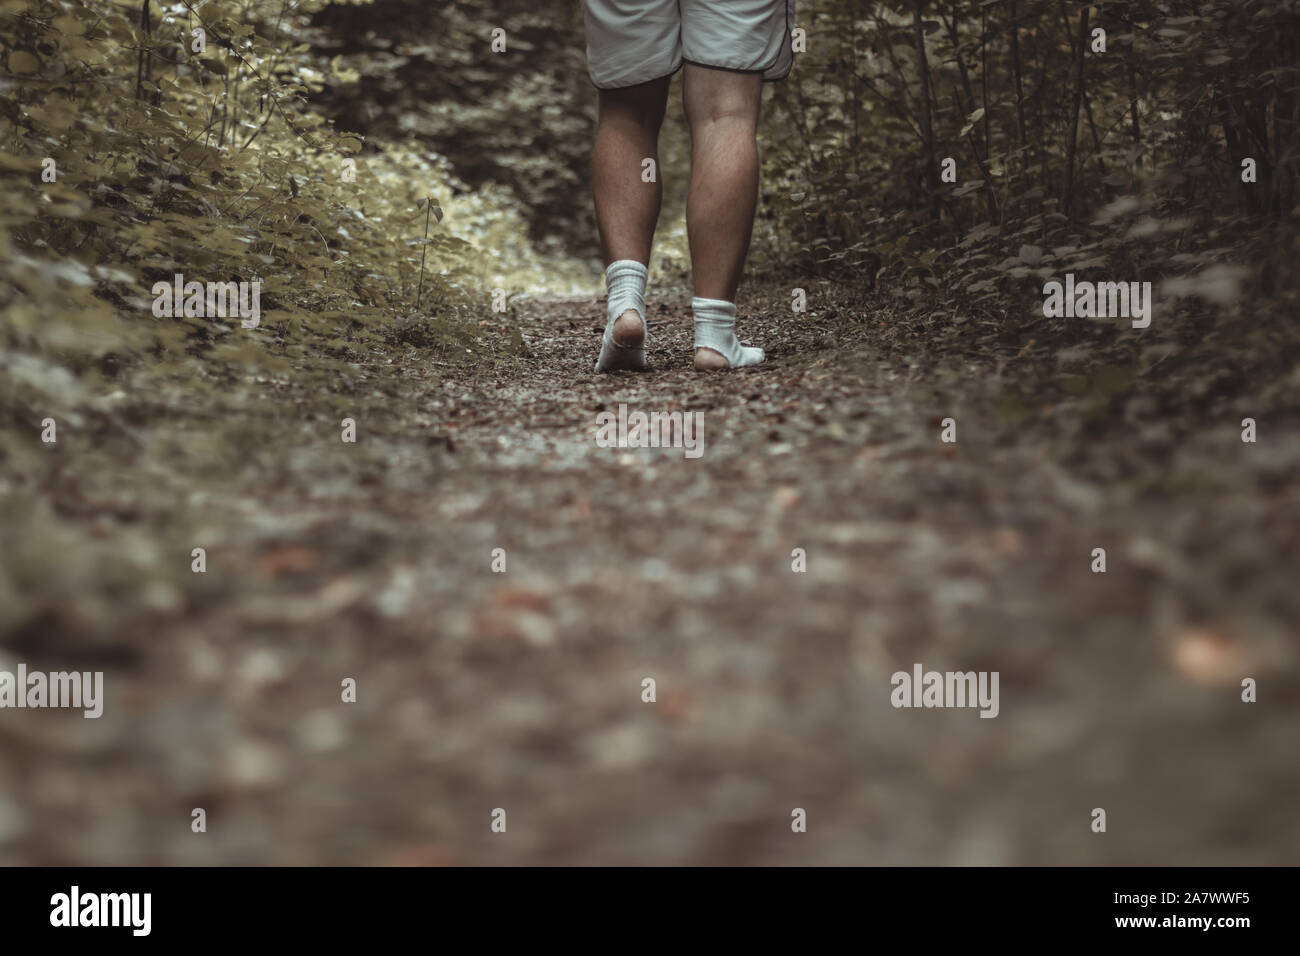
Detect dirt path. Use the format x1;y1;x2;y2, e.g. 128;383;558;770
2;288;1296;864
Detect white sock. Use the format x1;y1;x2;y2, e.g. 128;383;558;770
692;297;764;369
595;259;648;372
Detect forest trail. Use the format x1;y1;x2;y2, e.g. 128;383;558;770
4;0;1298;874
3;289;1295;865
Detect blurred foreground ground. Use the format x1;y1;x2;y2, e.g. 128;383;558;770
1;287;1297;864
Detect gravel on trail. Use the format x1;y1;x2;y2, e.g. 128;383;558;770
1;286;1295;865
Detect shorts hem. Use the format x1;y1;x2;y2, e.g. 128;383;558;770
589;59;684;91
679;56;792;83
681;57;770;75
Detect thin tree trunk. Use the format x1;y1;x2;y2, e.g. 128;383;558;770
850;15;860;178
943;3;979;129
1011;1;1027;147
1062;3;1090;217
980;3;991;149
1032;5;1048;189
912;1;941;222
136;0;151;101
1084;85;1106;176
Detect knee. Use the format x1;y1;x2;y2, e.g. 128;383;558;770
601;105;664;137
684;87;760;131
598;84;669;134
687;101;759;144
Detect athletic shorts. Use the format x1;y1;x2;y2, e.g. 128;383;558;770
582;0;795;90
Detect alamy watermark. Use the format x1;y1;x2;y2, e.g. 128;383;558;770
50;886;150;936
0;664;103;718
1043;273;1152;328
595;403;704;459
891;663;999;718
152;273;262;328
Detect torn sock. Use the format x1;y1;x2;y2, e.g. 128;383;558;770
595;259;648;372
692;296;764;369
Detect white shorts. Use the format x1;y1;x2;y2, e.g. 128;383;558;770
583;0;795;90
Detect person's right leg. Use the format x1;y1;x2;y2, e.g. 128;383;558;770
683;64;764;370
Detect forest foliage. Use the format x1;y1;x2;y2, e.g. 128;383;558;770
755;0;1299;321
0;0;582;431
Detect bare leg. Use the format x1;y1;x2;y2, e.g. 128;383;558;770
683;65;761;369
592;77;670;347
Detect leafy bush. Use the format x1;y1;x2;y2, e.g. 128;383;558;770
756;0;1300;324
0;0;575;430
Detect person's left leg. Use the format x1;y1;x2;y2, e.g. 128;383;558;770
594;77;671;268
592;76;670;369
